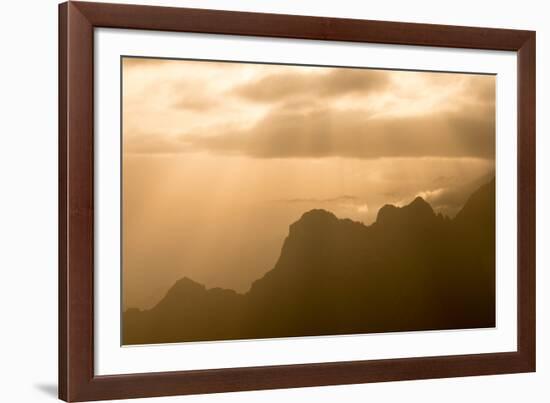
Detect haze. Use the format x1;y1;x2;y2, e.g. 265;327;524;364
122;57;495;310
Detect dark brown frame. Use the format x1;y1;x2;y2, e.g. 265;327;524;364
59;1;536;401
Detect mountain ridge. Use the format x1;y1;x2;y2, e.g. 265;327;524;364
124;179;495;345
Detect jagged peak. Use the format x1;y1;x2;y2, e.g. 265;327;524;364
166;277;206;296
289;209;338;231
174;276;204;288
376;196;434;225
288;208;366;235
411;195;428;206
300;209;338;221
151;276;207;312
407;196;434;214
171;278;242;297
454;178;495;223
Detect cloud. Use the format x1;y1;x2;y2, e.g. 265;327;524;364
273;195;370;218
124;133;191;155
275;195;360;203
462;74;495;107
123;57;173;69
181;102;495;159
123;60;495;161
173;96;219;111
233;68;390;103
411;172;495;216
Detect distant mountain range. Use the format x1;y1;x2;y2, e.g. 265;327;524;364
124;179;495;345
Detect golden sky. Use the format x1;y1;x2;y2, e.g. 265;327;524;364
122;57;495;310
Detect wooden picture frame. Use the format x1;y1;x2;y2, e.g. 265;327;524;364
59;1;536;401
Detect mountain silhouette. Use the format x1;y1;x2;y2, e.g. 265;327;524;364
123;179;495;345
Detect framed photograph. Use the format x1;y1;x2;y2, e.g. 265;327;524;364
59;1;536;401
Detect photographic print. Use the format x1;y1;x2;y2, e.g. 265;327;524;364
122;57;496;346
